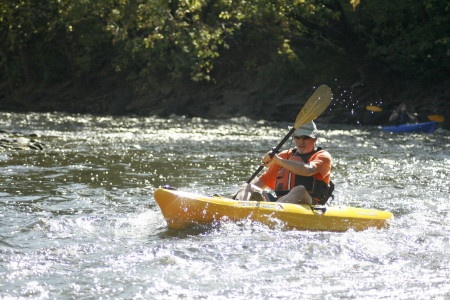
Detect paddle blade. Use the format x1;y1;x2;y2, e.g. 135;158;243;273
293;85;332;129
366;105;383;112
427;115;445;123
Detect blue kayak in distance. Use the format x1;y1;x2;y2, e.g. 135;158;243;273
380;121;438;133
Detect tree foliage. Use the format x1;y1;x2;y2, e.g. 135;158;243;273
346;0;449;79
0;0;448;93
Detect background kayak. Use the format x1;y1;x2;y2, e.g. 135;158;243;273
380;121;438;133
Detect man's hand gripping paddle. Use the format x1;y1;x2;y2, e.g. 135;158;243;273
233;85;333;199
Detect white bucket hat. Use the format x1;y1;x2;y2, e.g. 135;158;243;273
292;121;319;138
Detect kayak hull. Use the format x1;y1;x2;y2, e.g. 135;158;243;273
154;188;393;232
381;121;437;133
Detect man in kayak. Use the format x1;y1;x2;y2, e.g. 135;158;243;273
243;121;333;205
388;103;418;125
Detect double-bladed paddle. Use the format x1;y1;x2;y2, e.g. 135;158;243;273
366;105;445;123
244;85;333;185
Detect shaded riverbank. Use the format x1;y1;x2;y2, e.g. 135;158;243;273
1;63;448;129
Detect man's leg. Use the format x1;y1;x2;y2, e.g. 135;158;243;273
276;185;312;205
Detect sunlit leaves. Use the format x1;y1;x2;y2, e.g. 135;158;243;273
1;0;448;90
350;0;360;11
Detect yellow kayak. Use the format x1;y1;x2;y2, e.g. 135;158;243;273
154;187;393;232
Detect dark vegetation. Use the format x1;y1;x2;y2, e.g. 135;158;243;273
1;0;449;127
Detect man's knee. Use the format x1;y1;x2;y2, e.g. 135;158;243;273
288;185;312;205
290;185;307;195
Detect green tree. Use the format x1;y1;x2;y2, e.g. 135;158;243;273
346;0;449;79
1;0;448;98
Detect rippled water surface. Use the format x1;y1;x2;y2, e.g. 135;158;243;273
1;112;449;299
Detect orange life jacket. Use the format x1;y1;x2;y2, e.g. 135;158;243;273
274;148;333;204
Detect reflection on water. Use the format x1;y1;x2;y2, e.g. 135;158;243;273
1;112;449;298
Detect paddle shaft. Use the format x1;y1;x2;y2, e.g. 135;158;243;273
245;126;296;184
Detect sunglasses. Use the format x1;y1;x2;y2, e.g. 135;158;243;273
293;135;313;141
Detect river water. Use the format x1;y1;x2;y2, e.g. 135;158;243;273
0;112;449;299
